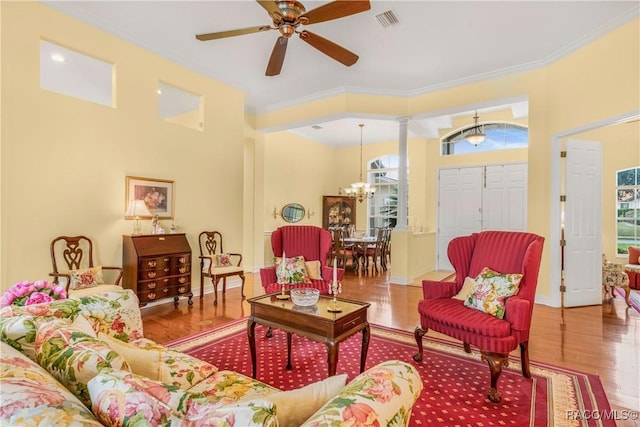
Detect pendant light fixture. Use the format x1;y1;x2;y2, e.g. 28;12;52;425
340;124;376;202
466;110;486;146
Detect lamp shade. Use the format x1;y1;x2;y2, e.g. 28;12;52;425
125;199;152;219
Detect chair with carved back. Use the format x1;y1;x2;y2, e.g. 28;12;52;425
50;235;124;298
360;227;388;274
198;231;245;306
329;228;357;271
414;230;544;402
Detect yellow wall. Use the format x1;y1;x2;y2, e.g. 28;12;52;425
1;2;246;291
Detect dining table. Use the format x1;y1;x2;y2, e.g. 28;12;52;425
343;236;379;272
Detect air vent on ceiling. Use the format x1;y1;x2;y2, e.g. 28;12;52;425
311;125;323;130
375;10;399;28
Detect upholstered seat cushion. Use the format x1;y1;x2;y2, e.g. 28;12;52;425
207;266;244;275
418;298;512;338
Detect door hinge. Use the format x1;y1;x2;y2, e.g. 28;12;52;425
560;239;566;246
560;151;567;158
560;195;566;202
559;285;566;292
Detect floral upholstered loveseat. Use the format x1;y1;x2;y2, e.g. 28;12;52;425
0;289;423;426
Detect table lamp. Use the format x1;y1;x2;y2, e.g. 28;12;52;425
125;199;152;235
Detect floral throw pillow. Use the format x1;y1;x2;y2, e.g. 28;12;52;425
68;266;104;290
274;256;311;284
216;254;233;267
463;267;523;319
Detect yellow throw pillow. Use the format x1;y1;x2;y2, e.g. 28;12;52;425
305;260;322;280
452;276;476;301
267;374;347;426
98;332;162;381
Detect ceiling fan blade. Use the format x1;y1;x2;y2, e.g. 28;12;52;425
301;0;370;25
257;0;282;20
266;36;288;76
196;25;270;41
299;30;358;67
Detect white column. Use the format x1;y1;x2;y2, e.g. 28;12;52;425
396;117;409;231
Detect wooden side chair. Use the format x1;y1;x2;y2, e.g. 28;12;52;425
198;231;245;305
50;235;124;298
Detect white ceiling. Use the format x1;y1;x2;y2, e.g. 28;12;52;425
41;1;639;146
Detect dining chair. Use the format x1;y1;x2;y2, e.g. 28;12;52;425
360;227;387;274
329;228;357;271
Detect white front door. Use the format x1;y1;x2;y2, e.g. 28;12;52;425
564;139;602;307
437;167;483;270
483;164;528;231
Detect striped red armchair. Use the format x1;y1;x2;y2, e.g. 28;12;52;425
260;225;344;295
414;231;544;402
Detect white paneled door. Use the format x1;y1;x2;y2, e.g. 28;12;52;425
564;139;602;307
437;163;527;271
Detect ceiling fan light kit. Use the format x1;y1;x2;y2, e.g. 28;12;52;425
195;0;371;76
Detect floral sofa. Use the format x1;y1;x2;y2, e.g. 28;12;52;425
0;289;423;426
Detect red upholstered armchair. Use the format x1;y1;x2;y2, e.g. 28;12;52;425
260;225;344;295
414;231;544;402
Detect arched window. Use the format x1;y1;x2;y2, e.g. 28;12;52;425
367;155;406;230
442;122;528;155
616;166;640;255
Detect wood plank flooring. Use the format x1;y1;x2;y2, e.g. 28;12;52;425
141;269;640;417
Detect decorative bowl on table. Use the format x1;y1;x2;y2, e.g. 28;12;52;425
290;288;320;307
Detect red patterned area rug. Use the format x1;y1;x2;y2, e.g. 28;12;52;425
167;319;613;427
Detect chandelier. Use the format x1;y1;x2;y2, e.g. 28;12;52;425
466;110;486;146
340;123;376;203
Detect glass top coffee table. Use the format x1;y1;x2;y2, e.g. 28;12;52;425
247;293;370;378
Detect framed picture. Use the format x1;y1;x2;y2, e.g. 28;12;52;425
322;196;356;229
125;176;174;219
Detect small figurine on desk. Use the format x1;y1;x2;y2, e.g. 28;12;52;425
151;214;165;235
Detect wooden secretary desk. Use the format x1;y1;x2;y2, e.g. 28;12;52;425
122;234;194;307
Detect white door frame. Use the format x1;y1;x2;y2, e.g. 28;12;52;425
548;110;640;307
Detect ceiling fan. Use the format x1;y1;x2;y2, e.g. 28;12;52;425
195;0;371;76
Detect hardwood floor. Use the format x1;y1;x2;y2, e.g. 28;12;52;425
142;269;640;416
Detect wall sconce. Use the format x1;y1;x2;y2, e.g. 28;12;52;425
272;207;280;219
307;209;315;219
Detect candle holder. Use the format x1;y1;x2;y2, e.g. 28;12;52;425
276;280;290;300
276;254;290;300
327;279;342;312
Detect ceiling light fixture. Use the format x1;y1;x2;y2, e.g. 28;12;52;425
339;124;376;203
466;110;486;146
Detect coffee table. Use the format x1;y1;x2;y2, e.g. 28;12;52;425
247;293;370;378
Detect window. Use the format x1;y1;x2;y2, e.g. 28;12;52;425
367;155;404;231
442;122;528;155
616;166;640;255
158;82;203;131
40;40;113;107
